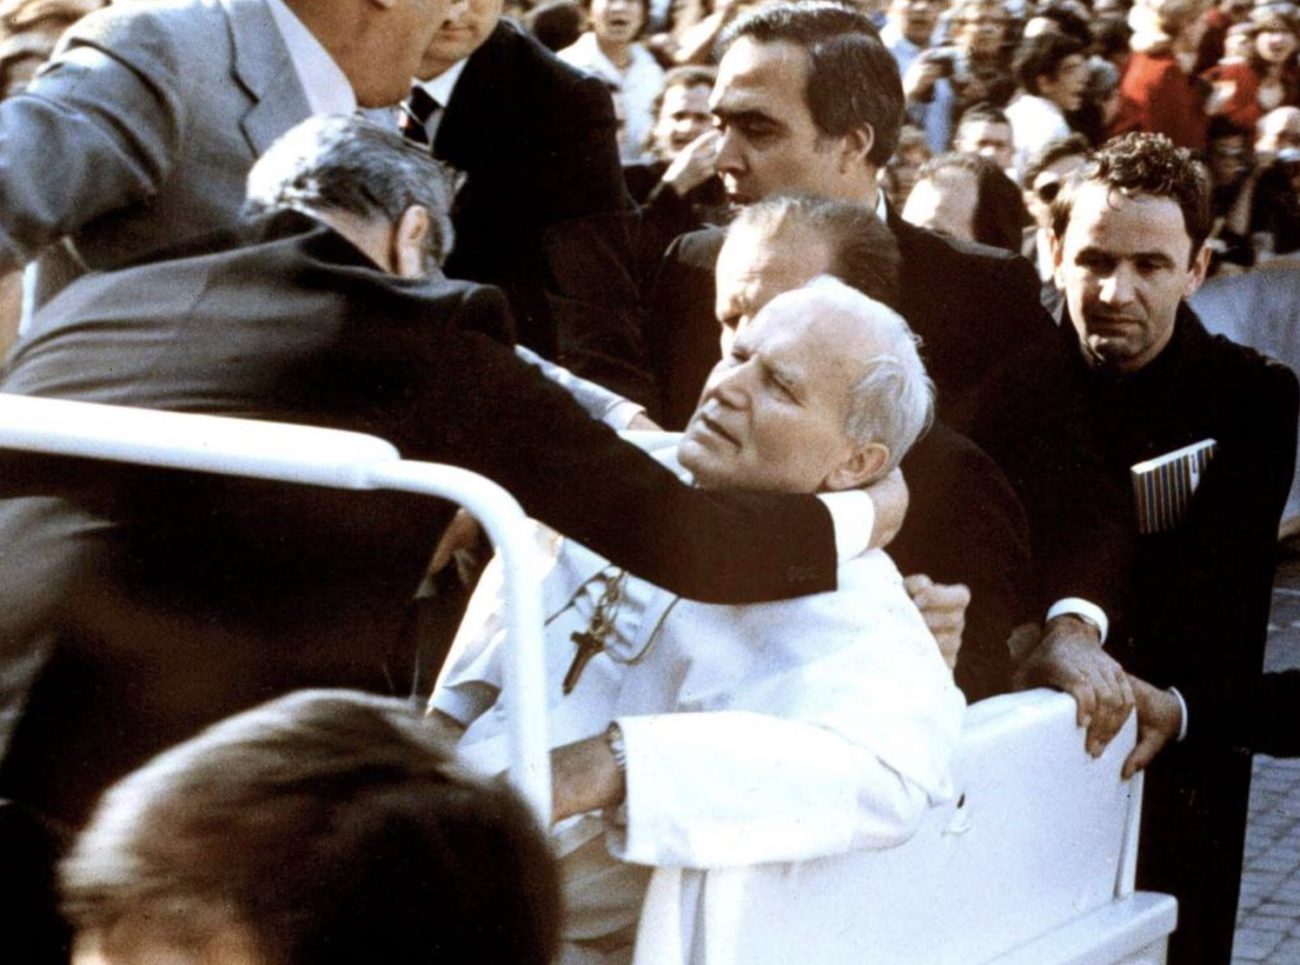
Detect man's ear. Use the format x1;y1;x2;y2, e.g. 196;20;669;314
836;123;875;174
392;205;430;278
823;442;890;492
1183;244;1211;299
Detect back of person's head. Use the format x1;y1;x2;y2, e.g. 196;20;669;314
1091;12;1133;62
525;0;584;51
730;194;902;308
957;101;1011;131
244;114;461;269
61;689;560;965
717;1;904;165
941;153;1028;251
1013;28;1086;93
1031;1;1093;45
909;153;1028;251
1022;131;1092;189
1052;131;1211;261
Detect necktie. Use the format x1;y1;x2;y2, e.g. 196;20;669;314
401;86;441;147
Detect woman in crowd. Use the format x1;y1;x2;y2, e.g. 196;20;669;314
559;0;665;160
1205;4;1300;135
1109;0;1212;149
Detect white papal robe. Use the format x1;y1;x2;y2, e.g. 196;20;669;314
431;432;966;958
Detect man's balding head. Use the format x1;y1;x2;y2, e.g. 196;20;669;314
715;194;899;352
680;277;932;494
246;115;461;277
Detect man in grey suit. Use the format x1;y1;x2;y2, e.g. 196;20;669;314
0;0;444;296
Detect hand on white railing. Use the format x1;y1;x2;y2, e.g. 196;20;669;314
1014;615;1135;758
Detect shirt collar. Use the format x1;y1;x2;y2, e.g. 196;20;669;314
416;57;470;110
264;0;356;115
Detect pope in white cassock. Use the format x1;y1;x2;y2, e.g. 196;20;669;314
430;278;967;962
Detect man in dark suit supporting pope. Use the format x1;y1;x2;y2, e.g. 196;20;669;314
0;116;892;960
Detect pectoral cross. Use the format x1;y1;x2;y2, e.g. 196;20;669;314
563;631;604;695
562;569;626;695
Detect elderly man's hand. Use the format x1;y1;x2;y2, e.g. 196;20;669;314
865;467;908;549
904;574;969;670
551;734;625;823
1122;675;1183;779
429;508;481;579
1014;615;1134;757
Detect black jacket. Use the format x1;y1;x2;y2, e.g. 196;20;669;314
435;22;654;404
0;213;849;827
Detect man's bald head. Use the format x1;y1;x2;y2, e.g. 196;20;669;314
715;194;899;353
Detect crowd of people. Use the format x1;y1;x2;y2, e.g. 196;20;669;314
0;0;1297;962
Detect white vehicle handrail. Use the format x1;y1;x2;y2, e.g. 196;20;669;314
0;393;552;822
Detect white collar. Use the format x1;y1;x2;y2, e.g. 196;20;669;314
873;188;888;222
564;32;646;80
264;0;356;115
416;57;470;110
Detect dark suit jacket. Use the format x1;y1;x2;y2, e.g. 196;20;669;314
0;213;847;828
1187;669;1300;758
889;422;1031;701
1073;306;1299;965
646;217;1130;638
434;22;654;405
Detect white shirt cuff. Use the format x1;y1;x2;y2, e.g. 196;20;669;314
602;398;647;430
1045;597;1109;644
816;489;876;562
1168;686;1189;742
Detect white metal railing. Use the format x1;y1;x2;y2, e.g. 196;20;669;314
0;393;552;821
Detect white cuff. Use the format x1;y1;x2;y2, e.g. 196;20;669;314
816;489;876;562
1045;597;1109;645
602;398;647;430
1168;686;1189;742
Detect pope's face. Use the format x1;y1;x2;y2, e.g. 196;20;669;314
679;291;880;493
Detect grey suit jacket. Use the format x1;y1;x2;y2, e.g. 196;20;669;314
0;0;310;274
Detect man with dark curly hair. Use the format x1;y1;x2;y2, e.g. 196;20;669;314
1029;131;1300;964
